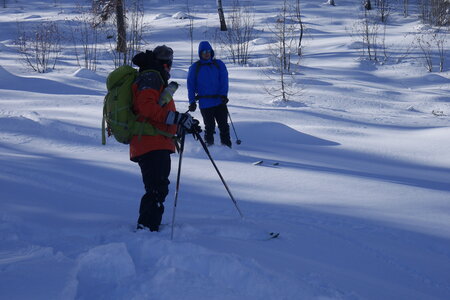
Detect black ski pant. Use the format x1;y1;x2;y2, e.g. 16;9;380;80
135;150;171;230
200;104;231;147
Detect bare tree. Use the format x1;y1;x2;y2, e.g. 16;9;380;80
376;0;390;23
186;0;195;64
116;0;127;54
218;0;256;65
434;28;447;72
126;0;145;65
403;0;409;17
16;21;61;73
417;32;434;72
70;3;101;71
94;0;145;67
419;0;450;26
265;0;300;102
294;0;304;56
94;0;127;64
351;6;381;61
217;0;227;31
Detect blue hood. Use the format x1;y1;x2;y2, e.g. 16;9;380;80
198;41;215;60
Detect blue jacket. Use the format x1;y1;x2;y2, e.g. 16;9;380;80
187;41;228;109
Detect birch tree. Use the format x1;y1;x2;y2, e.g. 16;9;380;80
217;0;228;31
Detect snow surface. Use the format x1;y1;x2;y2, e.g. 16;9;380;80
1;0;450;299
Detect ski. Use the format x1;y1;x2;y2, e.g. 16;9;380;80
252;160;280;166
266;232;280;240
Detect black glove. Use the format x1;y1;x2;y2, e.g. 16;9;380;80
176;118;201;136
221;96;229;105
166;111;194;130
187;119;202;134
178;113;194;130
188;102;197;112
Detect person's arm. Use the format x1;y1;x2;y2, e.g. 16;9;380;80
187;64;197;104
218;60;229;97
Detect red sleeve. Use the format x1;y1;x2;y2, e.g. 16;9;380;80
133;87;170;125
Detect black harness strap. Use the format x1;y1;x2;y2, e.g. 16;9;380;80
194;60;221;100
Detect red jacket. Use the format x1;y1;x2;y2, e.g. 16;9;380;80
129;72;177;161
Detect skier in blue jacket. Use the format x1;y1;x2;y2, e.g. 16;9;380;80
187;41;231;147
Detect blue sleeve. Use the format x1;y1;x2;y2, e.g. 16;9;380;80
187;64;197;104
217;60;228;97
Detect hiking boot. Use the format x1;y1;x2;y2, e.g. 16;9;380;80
137;223;148;230
137;199;164;232
221;140;232;148
136;223;159;232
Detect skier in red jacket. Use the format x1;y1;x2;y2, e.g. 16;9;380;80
131;45;195;232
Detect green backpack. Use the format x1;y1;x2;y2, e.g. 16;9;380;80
102;65;175;145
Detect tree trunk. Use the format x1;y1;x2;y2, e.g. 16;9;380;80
116;0;127;54
217;0;228;31
296;0;304;56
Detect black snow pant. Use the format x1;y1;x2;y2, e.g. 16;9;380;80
135;150;171;231
200;104;231;147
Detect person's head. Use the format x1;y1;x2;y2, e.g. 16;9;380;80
132;45;174;85
153;45;174;72
198;41;214;61
132;45;173;71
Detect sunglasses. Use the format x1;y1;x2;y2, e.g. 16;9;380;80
201;50;212;55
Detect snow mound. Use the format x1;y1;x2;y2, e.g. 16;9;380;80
237;121;338;146
172;12;189;19
74;243;136;299
0;64;15;81
76;243;136;283
250;38;270;46
423;73;450;84
407;106;420;112
72;68;105;82
0;115;99;145
24;15;41;19
0;42;11;51
154;13;171;20
0;65;101;95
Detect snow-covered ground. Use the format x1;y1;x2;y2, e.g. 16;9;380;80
1;0;449;299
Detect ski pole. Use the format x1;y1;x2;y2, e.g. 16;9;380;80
227;111;241;145
170;129;186;240
193;130;244;218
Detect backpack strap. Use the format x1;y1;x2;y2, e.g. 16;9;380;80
194;59;220;81
134;69;176;140
101;94;108;145
135;69;164;91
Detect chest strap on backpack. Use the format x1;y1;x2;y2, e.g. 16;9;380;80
195;94;222;100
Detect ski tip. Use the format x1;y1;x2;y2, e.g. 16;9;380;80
268;232;280;239
252;161;280;166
